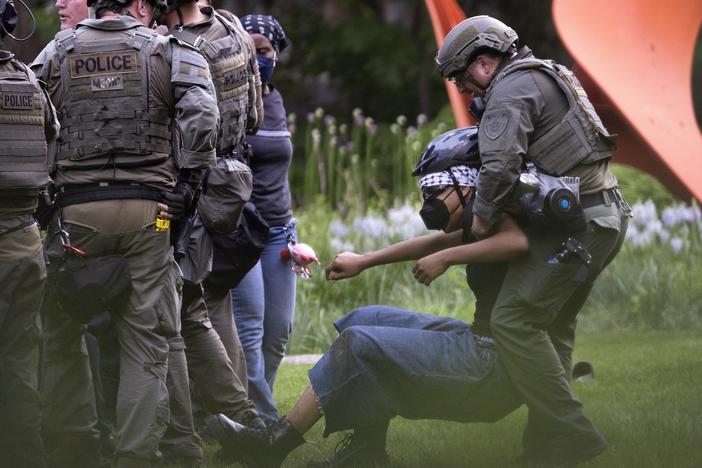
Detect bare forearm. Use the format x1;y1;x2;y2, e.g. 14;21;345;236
438;216;528;266
361;230;463;269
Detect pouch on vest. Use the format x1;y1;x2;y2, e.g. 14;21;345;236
205;201;269;294
178;213;213;285
55;252;132;324
197;155;252;236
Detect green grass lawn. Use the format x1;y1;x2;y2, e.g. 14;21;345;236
204;331;702;467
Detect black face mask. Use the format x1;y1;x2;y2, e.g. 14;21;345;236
419;197;452;231
420;178;475;234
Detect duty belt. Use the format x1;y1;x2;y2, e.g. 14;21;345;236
0;219;36;238
57;183;163;207
580;187;623;209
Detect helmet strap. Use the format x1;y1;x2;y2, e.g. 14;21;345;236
449;171;476;243
448;171;467;208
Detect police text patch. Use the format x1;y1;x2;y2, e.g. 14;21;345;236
91;75;124;92
1;92;33;110
69;51;138;79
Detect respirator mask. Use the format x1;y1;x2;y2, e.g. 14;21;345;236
511;163;585;232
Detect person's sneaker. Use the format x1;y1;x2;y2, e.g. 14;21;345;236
308;433;390;468
206;414;304;468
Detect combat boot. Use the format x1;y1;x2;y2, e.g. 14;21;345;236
308;421;390;467
206;413;304;468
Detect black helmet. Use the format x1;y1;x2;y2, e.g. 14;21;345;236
412;126;480;177
152;0;193;19
435;15;518;79
0;0;18;39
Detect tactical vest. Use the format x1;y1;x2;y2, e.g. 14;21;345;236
488;57;617;176
53;26;172;167
172;13;250;154
0;54;50;190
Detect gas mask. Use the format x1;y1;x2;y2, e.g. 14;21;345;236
511;163;585;232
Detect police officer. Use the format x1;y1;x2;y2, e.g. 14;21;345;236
0;2;58;466
154;0;264;462
436;15;630;465
31;0;219;465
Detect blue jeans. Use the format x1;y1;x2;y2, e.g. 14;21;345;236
231;221;297;420
309;306;522;436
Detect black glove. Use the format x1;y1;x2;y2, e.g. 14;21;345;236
162;182;195;218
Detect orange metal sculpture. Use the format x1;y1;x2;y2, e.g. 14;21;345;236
425;0;702;202
424;0;476;128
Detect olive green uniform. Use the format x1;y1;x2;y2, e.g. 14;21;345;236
0;49;58;468
159;6;262;461
474;47;629;462
32;15;218;468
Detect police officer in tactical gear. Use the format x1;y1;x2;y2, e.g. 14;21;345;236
0;2;58;466
437;15;630;465
31;0;219;465
152;0;265;462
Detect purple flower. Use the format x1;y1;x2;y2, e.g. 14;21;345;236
669;237;684;254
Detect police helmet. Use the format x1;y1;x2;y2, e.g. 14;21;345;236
87;0;158;15
0;0;18;39
153;0;194;18
412;126;480;177
435;15;518;79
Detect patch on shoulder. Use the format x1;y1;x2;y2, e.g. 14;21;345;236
483;109;511;140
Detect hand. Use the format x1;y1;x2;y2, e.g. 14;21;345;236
157;203;173;220
325;252;365;281
412;252;448;286
470;213;493;240
161;182;195;219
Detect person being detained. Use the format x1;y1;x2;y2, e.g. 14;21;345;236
207;127;527;467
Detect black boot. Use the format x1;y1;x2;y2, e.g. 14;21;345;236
206;414;304;468
308;421;390;467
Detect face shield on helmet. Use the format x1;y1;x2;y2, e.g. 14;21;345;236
435;15;518;80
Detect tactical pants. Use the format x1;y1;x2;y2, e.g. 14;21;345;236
204;288;249;392
0;222;48;468
182;282;257;423
41;283;100;468
160;334;203;463
45;200;180;468
490;202;628;459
